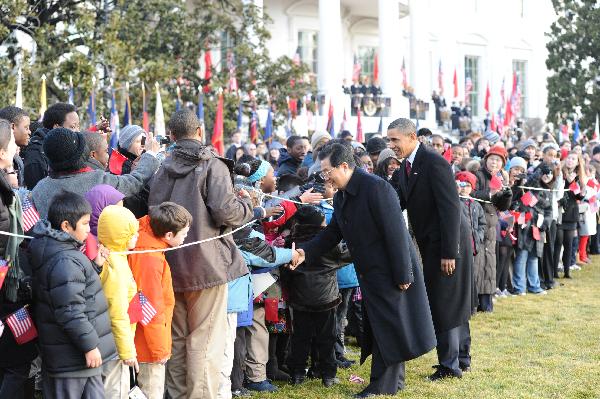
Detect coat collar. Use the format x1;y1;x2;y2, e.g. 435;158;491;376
401;143;426;199
344;168;364;197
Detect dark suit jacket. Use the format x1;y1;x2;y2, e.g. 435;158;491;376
392;144;471;333
301;168;436;366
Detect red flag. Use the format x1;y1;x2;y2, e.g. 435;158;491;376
490;175;503;191
490;113;497;132
288;97;298;117
373;53;379;83
524;212;533;223
264;298;279;322
569;181;581;194
6;307;37;345
484;82;490;112
453;68;458;98
249;109;258;144
108;150;128;175
142;83;150;132
203;50;212;93
211;93;224;155
504;97;512;127
356;107;363;143
401;58;408;90
521;191;538;207
0;261;8;291
587;179;598;189
532;226;541;241
442;145;453;163
128;292;158;326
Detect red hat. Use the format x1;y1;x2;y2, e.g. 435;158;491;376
484;145;508;166
560;148;569;160
455;171;477;189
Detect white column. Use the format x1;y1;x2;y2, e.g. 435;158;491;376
317;0;343;97
379;0;404;117
409;0;430;101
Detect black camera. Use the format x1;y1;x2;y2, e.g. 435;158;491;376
156;135;171;146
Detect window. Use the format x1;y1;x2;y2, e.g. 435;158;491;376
357;46;377;82
297;31;318;73
220;31;235;71
512;60;527;118
464;56;480;115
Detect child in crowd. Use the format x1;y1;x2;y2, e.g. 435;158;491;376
30;191;117;398
283;206;352;388
128;202;192;399
83;184;125;260
97;205;140;398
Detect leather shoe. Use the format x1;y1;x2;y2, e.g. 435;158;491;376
459;363;471;372
428;365;462;381
353;390;377;398
322;377;339;387
289;375;305;385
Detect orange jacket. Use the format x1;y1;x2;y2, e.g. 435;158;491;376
128;216;175;363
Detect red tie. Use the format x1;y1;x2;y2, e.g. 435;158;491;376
405;160;412;176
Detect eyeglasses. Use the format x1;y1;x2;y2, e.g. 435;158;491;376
319;166;339;180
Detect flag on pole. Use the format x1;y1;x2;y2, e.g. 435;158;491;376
0;260;8;291
237;100;243;130
128;292;158;326
356;107;364;143
401;58;408;90
203;50;212;93
227;51;238;93
175;86;182;112
154;82;165;136
593;114;599;141
484;82;490;112
109;83;120;151
15;68;23;108
438;60;443;94
6;307;38;345
21;193;40;232
326;100;335;137
573;119;580;142
504;97;512;128
39;74;47;121
264;105;273;143
68;75;74;105
511;71;521;118
212;91;224;156
352;55;362;83
373;52;379;83
123;82;132;127
142;82;150;132
453;68;458;98
249;106;258;144
197;86;204;121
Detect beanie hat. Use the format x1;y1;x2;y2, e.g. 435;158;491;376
377;148;400;167
484;145;508;167
593;145;600;156
310;131;331;150
484;130;500;145
294;205;325;226
455;171;477;189
118;124;145;152
519;138;537;152
366;137;387;154
508;156;527;171
43;128;87;172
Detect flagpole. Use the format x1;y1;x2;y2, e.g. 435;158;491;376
15;68;23;108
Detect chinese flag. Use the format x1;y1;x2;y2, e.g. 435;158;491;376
484;82;491;112
356;108;364;143
532;226;541;241
373;53;379;83
569;181;580;195
108;150;128;175
453;68;458;98
0;263;8;291
128;292;143;324
521;192;538;207
211;93;224;156
203;50;212;93
490;175;503;191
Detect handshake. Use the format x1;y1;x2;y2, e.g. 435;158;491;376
289;243;305;270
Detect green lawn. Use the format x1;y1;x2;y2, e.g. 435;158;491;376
266;259;600;399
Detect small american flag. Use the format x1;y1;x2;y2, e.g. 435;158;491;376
21;194;40;232
6;307;37;345
139;292;157;326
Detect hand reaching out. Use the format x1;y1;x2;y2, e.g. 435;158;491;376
299;188;323;204
289;243;305;270
265;205;284;218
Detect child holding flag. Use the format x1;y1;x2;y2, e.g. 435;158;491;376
127;202;192;399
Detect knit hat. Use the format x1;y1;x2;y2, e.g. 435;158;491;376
593;145;600;156
519;138;537;151
294;205;325;226
508;156;527;171
377;148;400;167
43;128;88;172
484;130;500;145
484;145;508;167
455;171;477;189
310;131;331;150
366;137;387;154
118;124;145;152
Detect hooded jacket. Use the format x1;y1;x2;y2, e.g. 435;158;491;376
22;127;50;190
97;205;139;360
148;139;254;292
85;184;126;237
29;220;116;374
128;216;175;363
276;148;302;176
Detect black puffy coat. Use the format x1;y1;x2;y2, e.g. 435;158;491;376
21;127;50;190
560;175;584;230
29;220;117;373
282;224;351;312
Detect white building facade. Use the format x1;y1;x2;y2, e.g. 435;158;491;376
258;0;555;136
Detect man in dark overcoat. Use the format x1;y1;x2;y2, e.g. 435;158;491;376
298;143;436;398
389;118;473;380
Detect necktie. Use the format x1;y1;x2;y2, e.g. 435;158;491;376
405;160;412;177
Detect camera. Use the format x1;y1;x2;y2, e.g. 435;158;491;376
156;135;171;146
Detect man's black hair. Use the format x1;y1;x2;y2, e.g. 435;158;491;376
42;103;77;130
293;205;325;226
277;174;304;192
286;135;306;149
0;106;28;124
48;191;92;231
83;131;105;154
318;143;356;169
417;127;433;137
168;109;201;140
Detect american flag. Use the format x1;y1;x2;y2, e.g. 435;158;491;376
465;76;473;104
138;292;157;326
21;194;40;232
6;307;37;344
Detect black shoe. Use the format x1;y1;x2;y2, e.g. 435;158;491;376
353;390;377;398
306;368;321;379
322;377;339;387
564;274;572;279
337;355;356;365
336;359;353;369
232;387;252;397
428;365;462;381
290;375;305;385
267;368;290;382
459;363;471;372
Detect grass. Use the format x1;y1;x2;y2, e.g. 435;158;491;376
265;259;600;399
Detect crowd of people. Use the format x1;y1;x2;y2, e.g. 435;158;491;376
0;100;598;399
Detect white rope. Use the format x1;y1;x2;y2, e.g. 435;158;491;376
0;231;33;239
460;195;492;204
517;185;569;192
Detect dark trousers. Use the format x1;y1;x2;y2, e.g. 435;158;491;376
0;363;31;399
557;228;576;276
477;294;493;312
42;373;104;399
590;228;600;254
497;246;513;291
458;322;471;367
231;327;247;391
570;235;579;267
288;308;337;379
436;322;471;373
362;340;405;395
346;288;363;346
541;221;556;287
334;288;353;358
